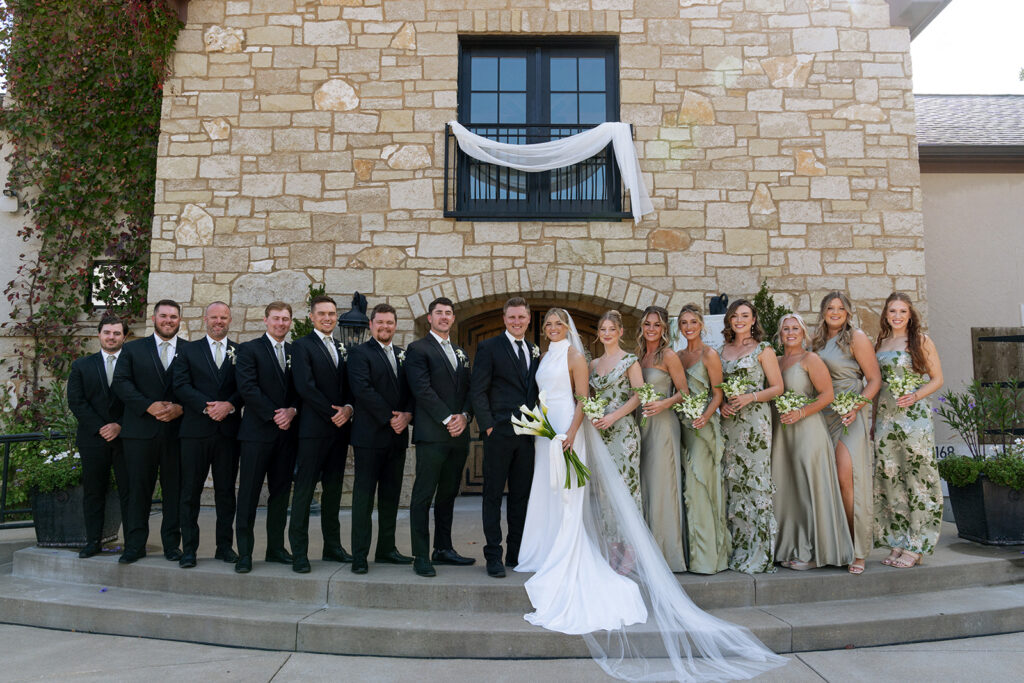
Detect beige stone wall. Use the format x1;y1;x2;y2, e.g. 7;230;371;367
152;0;926;342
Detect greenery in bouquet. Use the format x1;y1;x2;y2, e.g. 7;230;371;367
672;391;708;424
576;395;610;425
632;383;662;428
881;355;926;406
830;391;869;434
716;370;755;400
773;390;812;429
513;393;591;488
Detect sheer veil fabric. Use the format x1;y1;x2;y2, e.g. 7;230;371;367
543;314;788;682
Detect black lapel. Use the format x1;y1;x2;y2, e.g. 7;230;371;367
501;335;528;389
199;339;221;384
372;341;400;390
426;335;457;382
261;335;287;388
148;337;172;386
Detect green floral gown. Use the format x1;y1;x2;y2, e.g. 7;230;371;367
720;341;777;574
873;350;943;556
589;354;643;512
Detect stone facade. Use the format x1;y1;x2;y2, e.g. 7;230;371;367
153;0;925;341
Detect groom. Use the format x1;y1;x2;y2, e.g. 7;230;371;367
470;297;539;578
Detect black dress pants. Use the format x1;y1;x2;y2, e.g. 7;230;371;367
409;439;469;559
179;434;239;555
79;441;129;545
351;445;407;560
481;429;534;564
235;433;296;560
121;428;181;555
288;434;348;559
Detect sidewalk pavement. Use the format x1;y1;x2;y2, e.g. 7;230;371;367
2;622;1023;682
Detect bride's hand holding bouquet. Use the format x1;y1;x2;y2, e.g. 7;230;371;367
513;391;591;488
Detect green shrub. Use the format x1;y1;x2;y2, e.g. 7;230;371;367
937;455;983;488
752;279;791;355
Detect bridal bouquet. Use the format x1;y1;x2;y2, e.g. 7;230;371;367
672;390;709;425
633;383;662;428
513;393;591;488
830;391;869;434
577;395;610;425
773;390;812;429
883;358;926;406
717;370;756;399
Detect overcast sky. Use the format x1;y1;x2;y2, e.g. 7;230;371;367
911;0;1024;94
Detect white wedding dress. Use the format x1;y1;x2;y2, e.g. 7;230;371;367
517;319;787;682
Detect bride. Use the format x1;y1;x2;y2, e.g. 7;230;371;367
518;308;787;681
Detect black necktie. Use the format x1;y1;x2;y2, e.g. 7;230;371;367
515;340;528;380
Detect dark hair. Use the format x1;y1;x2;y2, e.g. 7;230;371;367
264;301;293;317
97;314;128;336
152;299;180;315
428;297;454;315
309;295;337;312
876;292;928;374
722;299;763;344
503;297;530;314
370;302;397;322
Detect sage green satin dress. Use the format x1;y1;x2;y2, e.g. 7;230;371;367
680;359;729;574
818;335;873;559
772;362;854;568
639;367;686;572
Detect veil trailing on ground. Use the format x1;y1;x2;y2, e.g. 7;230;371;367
563;313;787;682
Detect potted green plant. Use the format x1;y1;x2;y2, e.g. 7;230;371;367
935;381;1024;545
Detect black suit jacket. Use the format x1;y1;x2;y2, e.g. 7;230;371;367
404;335;472;444
470;334;540;436
347;340;414;450
67;352;124;449
235;335;299;443
172;338;243;439
290;331;351;440
111;336;182;440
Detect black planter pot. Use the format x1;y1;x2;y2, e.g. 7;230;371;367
947;474;1024;545
30;485;121;548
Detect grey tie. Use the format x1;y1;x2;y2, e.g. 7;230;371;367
385;345;398;376
441;339;458;371
323;336;338;367
213;341;223;369
275;342;286;372
159;341;171;370
105;354;116;386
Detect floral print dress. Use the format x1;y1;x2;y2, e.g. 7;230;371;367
873;350;943;556
720;341;777;574
589;353;643;511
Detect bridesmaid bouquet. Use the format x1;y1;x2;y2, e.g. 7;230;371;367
577;395;610;426
717;370;756;399
773;390;812;429
632;383;662;428
512;393;592;488
883;363;926;406
830;391;870;434
673;390;709;425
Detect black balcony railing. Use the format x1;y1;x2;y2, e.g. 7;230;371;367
443;123;632;221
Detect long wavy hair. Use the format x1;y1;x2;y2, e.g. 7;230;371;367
677;303;704;345
812;291;855;353
777;312;811;351
722;299;763;345
636;306;671;365
875;292;928;374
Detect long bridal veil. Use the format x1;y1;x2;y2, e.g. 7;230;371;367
564;314;787;682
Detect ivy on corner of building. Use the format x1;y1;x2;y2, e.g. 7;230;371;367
0;0;181;419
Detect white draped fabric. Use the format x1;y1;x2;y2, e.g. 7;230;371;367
447;120;655;223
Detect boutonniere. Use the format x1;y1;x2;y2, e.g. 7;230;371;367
337;341;347;360
285;354;292;369
225;346;237;365
396;349;406;365
455;348;468;365
531;345;540;359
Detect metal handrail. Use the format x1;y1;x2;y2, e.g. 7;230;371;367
0;430;71;530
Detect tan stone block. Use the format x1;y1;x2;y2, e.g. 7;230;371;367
810;176;850;200
834;103;887;122
556;238;601;264
825;130;864;158
157;156;198;180
620;79;653;104
724;229;767;255
379;110;414;132
659;210;704;228
788;250;822;275
375;268;418;294
247;25;293;46
353;159;375;181
888;159;919;187
390;22;417;50
759;54;814;88
193;283;232;305
418;233;463;258
648;229;691;251
750;184;776;215
759;112;810;138
260;94;312;111
794;149;827;176
793;27;838;52
314;78;359;111
202;118;231;140
231;128;273;155
707;203;749;228
621;45;661;69
334;113;379;132
349;246;406;269
288;241;332;269
675;91;715;126
383;0;425;21
255;69;298;93
274;128;316;152
274;47;315;68
300;152;352;171
174;53;208;78
199;154;241;179
348;187;390;212
390;179;434;209
204;246;249;272
241;173;284;197
198;92;240;117
339;49;382;73
779;201;822;223
285;173;322;197
304;21;351;46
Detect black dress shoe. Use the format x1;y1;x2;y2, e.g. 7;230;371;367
292;556;311;574
413;556;436;577
486;558;506;578
265;548;294;564
118;549;145;564
374;549;414;565
432;548;476;566
79;542;102;559
351;557;369;574
235;556;253;574
164;548;183;562
215;547;239;563
322;546;353;563
179;553;197;569
505;558;517;568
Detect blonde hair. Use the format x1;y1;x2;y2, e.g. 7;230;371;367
677;303;704;330
598;309;623;330
812;291;855;353
636;306;671;365
543;307;570;328
777;312;811;350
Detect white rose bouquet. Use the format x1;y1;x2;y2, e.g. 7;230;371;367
632;382;663;428
672;390;709;425
576;394;610;425
773;390;812;429
884;366;926;406
830;390;869;434
717;370;756;399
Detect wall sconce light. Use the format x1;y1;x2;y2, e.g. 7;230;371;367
1;189;19;213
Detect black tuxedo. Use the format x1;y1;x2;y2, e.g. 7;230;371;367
234;334;299;561
110;335;183;556
66;351;129;546
172;337;243;557
404;334;473;559
470;333;540;565
347;339;414;561
287;331;352;561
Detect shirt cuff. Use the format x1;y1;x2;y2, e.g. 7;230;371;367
442;414;453;425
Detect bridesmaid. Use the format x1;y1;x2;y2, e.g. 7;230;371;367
772;313;854;570
636;305;689;572
676;304;729;574
719;298;784;574
873;292;944;569
812;292;882;575
589;310;644;512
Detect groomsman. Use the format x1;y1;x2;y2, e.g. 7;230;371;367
111;299;185;564
66;315;130;558
470;297;539;578
172;302;242;568
347;303;414;574
404;297;475;577
234;302;299;573
288;295;354;574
